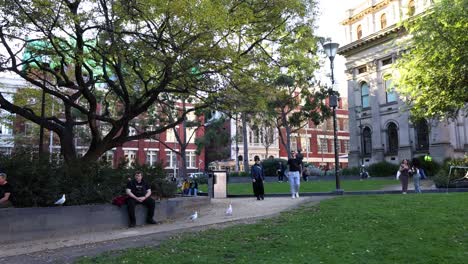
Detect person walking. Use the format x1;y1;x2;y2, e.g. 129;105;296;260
411;158;422;193
125;171;157;227
277;161;285;182
288;151;302;199
251;155;265;200
399;159;410;194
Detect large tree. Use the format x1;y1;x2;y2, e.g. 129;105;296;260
0;0;319;166
395;0;468;119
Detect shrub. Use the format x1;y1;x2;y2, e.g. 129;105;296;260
262;158;287;176
341;167;360;176
1;151;176;207
433;157;468;188
415;156;441;177
367;161;400;177
228;171;250;177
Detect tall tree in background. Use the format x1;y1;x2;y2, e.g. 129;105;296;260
270;75;331;158
395;0;468;120
0;0;319;168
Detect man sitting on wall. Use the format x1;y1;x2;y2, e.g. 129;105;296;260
0;173;12;208
126;171;157;228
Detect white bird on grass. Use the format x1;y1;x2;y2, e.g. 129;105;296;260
54;194;66;205
189;211;198;221
225;203;233;216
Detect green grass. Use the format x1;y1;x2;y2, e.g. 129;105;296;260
77;193;468;264
198;179;398;195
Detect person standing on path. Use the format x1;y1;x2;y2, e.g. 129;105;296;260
399;159;410;194
251;155;265;200
411;158;422;193
125;171;157;227
288;151;302;199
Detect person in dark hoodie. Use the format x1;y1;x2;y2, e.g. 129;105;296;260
251;155;265;200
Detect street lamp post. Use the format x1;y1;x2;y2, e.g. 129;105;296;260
323;41;343;193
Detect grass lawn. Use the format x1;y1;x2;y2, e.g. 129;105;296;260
77;193;468;264
198;179;398;195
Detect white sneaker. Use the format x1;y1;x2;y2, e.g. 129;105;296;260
296;192;300;198
291;194;296;199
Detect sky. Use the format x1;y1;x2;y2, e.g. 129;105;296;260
316;0;362;97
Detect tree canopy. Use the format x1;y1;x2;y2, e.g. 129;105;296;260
0;0;320;165
395;0;468;120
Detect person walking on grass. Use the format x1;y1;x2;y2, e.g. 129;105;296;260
288;151;302;199
399;159;410;194
251;155;265;200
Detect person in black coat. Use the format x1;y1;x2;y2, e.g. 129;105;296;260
251;155;265;200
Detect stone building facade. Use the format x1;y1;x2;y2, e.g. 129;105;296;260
338;0;467;167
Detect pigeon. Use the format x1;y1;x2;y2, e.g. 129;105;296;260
54;194;66;205
225;204;233;216
189;211;198;221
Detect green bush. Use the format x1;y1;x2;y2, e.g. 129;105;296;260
341;167;360;176
228;171;250;177
433;157;468;188
1;150;176;207
367;161;400;177
415;156;441;177
261;158;287;176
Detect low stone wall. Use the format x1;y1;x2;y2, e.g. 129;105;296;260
0;196;209;244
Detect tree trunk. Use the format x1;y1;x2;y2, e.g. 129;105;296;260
60;131;78;164
242;113;249;174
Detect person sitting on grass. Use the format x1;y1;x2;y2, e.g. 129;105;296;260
0;173;12;208
189;179;198;196
125;171;157;228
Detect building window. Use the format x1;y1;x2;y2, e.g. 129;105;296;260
186;151;196;168
384;77;397;103
146;150;158;167
166;129;176;142
318;138;329;153
166;150;177;168
361;82;370;108
363;127;372;156
101;150;114;167
380;13;387;29
344;140;350;154
290;136;298;151
357;24;362;40
415;119;429;151
300;137;310;153
124;150;137;167
408;0;416;16
128;127;137;136
387;122;399;154
382;57;393;66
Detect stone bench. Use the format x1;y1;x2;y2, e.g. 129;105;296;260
0;196;209;244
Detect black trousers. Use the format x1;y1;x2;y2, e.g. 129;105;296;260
252;180;264;199
278;170;284;181
126;197;156;225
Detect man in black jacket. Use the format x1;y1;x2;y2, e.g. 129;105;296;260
251;156;265;200
126;171;157;227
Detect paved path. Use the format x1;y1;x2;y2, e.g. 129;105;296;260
0;179;437;263
0;196;332;264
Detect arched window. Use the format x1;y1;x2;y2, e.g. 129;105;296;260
380;13;387;29
415;119;429;150
384;76;397;103
387;122;399;154
363;127;372;156
357;25;363;40
408;0;416;16
361;82;370;108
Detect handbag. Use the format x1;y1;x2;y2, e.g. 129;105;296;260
112;195;128;206
396;170;401;180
